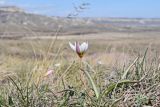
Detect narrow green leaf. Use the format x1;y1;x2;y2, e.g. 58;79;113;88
122;57;138;79
141;48;148;66
0;95;5;107
139;48;148;76
81;69;99;99
8;96;14;106
99;80;137;100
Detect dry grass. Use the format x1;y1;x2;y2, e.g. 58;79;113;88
0;32;160;106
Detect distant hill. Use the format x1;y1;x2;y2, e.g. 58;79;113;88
0;6;24;13
0;6;160;39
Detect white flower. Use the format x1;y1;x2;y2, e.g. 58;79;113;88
69;41;88;58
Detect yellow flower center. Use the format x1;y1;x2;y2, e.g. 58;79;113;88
77;52;84;58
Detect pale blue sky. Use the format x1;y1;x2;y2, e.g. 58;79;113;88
0;0;160;18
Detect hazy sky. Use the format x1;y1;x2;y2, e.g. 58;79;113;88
0;0;160;18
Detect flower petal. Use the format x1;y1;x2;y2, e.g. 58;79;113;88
76;42;80;53
69;42;76;51
80;42;88;52
44;69;53;77
80;43;85;52
84;42;88;51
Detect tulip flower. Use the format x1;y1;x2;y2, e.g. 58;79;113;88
69;41;88;58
